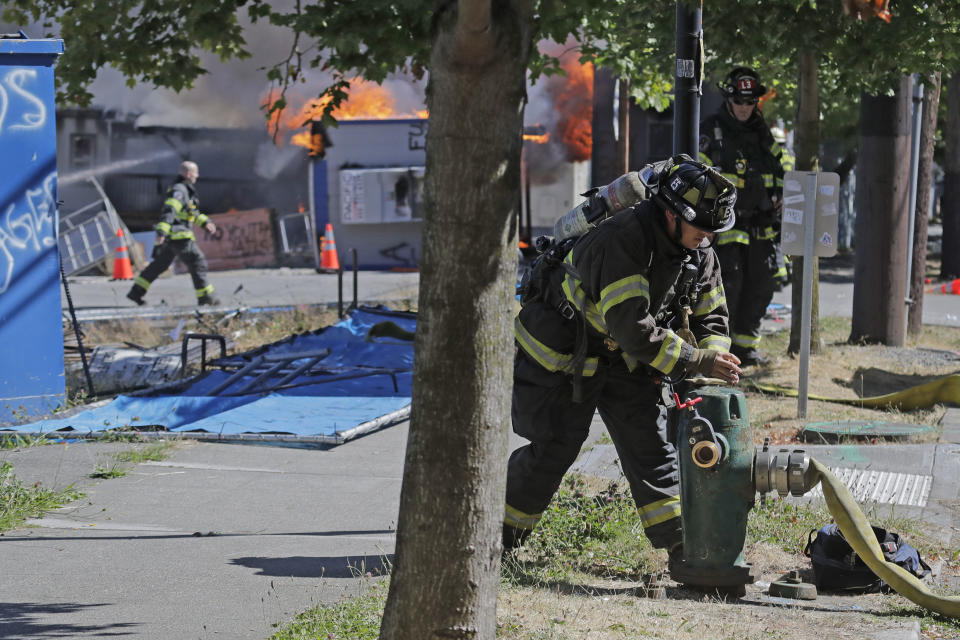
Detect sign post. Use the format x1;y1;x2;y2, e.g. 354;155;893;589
780;171;839;418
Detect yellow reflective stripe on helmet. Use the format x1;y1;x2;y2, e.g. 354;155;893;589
732;332;761;349
638;495;681;527
598;273;649;320
134;276;151;290
716;229;749;246
164;197;184;213
698;334;732;351
504;503;541;530
693;283;725;316
514;316;598;377
650;329;685;374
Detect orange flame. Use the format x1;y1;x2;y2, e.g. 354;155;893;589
264;78;429;154
523;124;550;144
540;44;593;162
757;87;777;110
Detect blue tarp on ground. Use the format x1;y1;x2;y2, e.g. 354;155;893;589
3;307;415;444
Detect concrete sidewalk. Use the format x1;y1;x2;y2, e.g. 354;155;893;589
61;268;421;321
1;428;408;639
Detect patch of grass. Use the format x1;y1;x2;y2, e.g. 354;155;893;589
504;475;658;586
114;441;175;463
90;464;127;479
743;317;960;445
0;461;82;531
0;433;51;450
747;497;832;553
269;579;387;640
886;606;960;639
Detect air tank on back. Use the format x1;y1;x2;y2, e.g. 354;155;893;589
552;170;648;242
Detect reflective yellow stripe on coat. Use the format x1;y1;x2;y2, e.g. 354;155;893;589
514;316;599;377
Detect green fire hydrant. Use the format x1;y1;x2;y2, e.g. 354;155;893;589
670;385;756;594
669;385;818;596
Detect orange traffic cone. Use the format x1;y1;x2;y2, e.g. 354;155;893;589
319;223;340;272
941;278;960;295
112;228;134;280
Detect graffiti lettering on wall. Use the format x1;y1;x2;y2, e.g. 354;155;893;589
216;222;273;257
0;172;56;294
183;208;277;272
0;69;47;135
408;121;427;151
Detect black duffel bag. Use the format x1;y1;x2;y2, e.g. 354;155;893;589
803;523;931;593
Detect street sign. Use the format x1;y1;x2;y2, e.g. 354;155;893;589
779;171;840;419
780;171;840;258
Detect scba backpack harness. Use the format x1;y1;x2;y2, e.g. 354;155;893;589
803;523;931;593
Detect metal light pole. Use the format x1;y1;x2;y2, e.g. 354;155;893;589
674;0;703;157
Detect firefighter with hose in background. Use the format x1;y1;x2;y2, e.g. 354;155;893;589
503;155;742;564
127;160;219;306
699;66;791;366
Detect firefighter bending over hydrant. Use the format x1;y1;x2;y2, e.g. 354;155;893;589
504;155;742;565
127;160;219;306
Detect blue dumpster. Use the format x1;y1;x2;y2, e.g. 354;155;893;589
0;33;65;423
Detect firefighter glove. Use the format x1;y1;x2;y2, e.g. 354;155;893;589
689;348;719;377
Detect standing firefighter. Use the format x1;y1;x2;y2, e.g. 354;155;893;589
127;161;219;306
699;67;790;366
504;155;742;559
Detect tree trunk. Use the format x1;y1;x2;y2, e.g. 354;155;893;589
377;3;533;639
908;71;942;335
850;76;913;345
788;48;823;355
591;66;617;188
943;73;960;280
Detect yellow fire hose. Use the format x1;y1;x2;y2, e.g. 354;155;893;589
812;458;960;617
744;373;960;411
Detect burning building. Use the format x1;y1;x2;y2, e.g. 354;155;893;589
54;41;601;273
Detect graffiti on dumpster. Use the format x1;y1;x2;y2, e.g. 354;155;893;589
0;171;56;294
0;69;47;135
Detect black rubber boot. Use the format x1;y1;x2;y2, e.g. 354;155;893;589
197;294;220;306
126;286;146;306
502;524;532;553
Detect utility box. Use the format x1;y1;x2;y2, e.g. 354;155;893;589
0;33;65;422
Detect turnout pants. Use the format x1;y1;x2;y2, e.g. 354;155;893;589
504;349;681;550
716;236;779;354
130;239;213;299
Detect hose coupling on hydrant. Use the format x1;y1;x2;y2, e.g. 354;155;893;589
754;438;819;497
